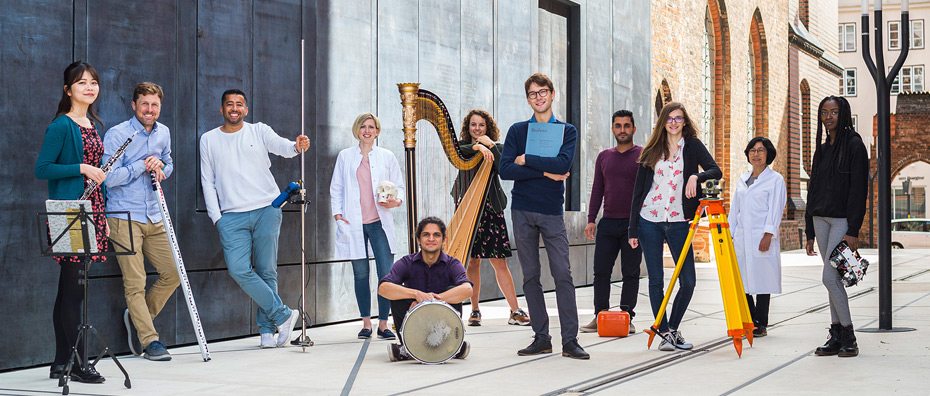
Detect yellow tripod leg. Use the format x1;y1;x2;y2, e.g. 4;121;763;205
644;205;704;349
721;226;756;346
708;214;747;356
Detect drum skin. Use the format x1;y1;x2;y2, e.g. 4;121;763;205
400;300;464;364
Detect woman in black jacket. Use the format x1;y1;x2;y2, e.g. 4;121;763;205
453;110;530;327
628;102;721;351
806;96;868;358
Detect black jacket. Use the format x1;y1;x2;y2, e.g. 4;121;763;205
628;137;721;238
804;131;869;239
452;142;507;213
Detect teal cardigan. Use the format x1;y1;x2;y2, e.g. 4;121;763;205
35;115;96;200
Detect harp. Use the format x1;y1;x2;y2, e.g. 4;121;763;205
398;83;493;265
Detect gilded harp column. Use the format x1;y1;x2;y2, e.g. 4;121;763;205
398;83;419;254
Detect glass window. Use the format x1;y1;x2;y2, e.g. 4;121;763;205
913;20;924;49
841;69;856;96
838;23;857;52
889;21;901;50
891;65;924;94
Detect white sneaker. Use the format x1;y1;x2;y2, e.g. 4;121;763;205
260;333;276;348
276;309;299;346
658;332;675;351
671;330;693;350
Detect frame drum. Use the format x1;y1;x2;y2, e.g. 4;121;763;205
399;300;464;364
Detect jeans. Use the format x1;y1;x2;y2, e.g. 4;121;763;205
637;216;696;333
511;209;578;344
350;221;394;320
592;217;642;317
216;205;291;334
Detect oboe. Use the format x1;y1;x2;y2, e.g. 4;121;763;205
79;129;141;200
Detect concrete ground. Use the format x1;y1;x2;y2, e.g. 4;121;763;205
1;248;927;396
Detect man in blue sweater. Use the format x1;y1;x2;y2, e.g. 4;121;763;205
500;73;587;359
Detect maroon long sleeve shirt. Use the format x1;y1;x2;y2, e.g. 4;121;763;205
587;145;642;223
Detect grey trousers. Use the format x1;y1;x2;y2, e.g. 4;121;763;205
813;216;853;325
511;209;578;344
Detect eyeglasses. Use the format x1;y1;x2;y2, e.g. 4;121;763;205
527;88;551;100
666;116;684;124
748;148;767;155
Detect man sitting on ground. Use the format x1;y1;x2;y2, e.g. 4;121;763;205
378;217;474;362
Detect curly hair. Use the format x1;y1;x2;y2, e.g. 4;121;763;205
459;109;500;143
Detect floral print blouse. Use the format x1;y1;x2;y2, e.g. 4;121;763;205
639;137;686;222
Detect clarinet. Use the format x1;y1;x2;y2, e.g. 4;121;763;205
79;129;141;200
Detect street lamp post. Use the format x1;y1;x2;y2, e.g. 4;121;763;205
860;0;915;333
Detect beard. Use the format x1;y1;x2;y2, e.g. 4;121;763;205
614;134;632;145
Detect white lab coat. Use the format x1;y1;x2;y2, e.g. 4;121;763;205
330;145;406;260
728;167;787;294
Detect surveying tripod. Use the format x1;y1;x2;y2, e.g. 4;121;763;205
644;179;755;357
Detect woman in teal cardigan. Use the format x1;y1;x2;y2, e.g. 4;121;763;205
35;61;108;384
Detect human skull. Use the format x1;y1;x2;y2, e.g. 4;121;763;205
377;180;398;203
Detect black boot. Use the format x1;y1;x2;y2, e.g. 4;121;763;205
838;325;859;357
815;323;842;356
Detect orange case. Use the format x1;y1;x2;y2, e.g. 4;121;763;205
597;310;630;337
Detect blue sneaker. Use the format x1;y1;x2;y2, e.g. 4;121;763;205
377;328;396;340
143;340;172;361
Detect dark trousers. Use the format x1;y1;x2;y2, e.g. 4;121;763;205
511;209;579;344
745;294;770;327
53;262;84;365
390;299;462;346
592;218;642;318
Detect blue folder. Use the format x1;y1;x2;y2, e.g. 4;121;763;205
525;123;565;158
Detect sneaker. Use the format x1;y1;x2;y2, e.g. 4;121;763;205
517;337;553;356
628;321;636;333
468;310;481;326
561;340;590;359
658;336;675;351
508;309;531;326
671;330;693;350
260;333;277;348
124;309;142;356
388;343;411;362
358;328;372;339
753;325;767;337
377;328;396;340
454;341;470;359
143;340;172;361
70;365;105;384
579;317;598;333
276;309;300;346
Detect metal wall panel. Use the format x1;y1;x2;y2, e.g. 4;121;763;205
1;0;652;370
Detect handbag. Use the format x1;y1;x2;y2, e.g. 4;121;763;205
828;240;869;287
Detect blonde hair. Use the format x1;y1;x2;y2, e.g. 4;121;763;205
352;113;381;140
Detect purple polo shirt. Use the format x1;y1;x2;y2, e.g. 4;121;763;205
379;251;472;294
588;145;642;223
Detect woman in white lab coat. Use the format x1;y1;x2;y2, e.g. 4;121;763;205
330;113;405;340
728;136;786;337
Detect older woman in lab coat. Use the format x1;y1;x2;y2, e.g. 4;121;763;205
330;113;406;340
728;136;786;337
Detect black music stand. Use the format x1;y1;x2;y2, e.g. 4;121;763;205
37;203;134;395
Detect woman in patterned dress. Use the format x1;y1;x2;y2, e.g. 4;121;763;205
628;102;720;351
35;61;110;383
453;110;530;326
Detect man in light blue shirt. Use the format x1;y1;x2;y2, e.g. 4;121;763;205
103;82;178;361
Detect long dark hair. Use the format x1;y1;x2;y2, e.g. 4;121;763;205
55;61;104;128
639;102;699;169
813;96;858;172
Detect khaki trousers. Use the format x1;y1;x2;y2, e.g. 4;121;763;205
108;218;180;347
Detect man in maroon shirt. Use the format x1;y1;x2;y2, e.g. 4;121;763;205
379;217;473;362
581;110;643;333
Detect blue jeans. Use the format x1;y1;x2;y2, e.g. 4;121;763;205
637;217;696;333
350;221;394;320
216;205;291;334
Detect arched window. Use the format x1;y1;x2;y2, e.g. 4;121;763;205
750;9;769;139
800;80;812;174
747;39;755;141
703;6;715;153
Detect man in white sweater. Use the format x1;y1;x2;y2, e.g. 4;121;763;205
200;89;310;348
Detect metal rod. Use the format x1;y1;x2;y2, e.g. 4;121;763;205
299;38;308;345
862;4;910;330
